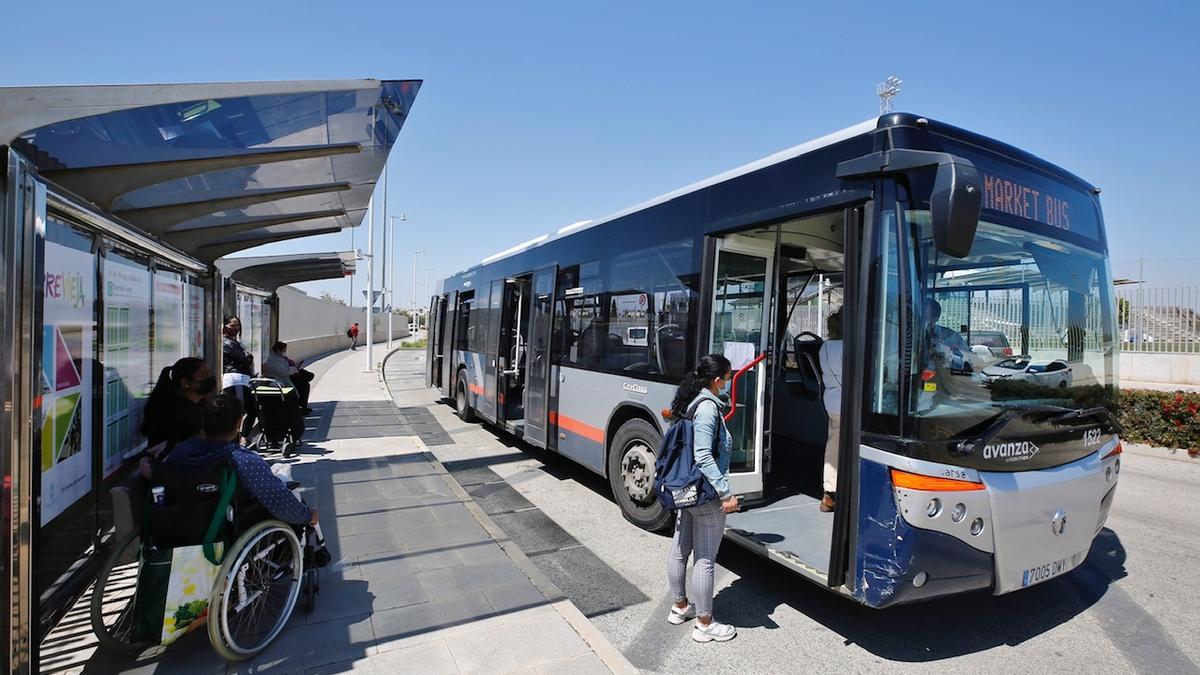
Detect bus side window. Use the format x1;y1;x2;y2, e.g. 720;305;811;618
553;267;580;365
454;291;474;350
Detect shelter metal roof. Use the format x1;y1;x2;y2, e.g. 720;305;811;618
1;79;420;263
216;251;357;292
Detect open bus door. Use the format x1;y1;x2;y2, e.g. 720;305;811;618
707;234;773;499
437;291;457;397
714;205;867;593
496;276;529;428
480;280;503;422
425;294;447;389
522;266;556;448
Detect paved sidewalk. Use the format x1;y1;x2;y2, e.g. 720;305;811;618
41;346;632;674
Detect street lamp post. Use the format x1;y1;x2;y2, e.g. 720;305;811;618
424;266;434;330
389;214;406;347
364;197;376;372
381;166;389;350
411;249;425;336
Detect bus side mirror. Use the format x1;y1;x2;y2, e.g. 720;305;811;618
930;158;982;259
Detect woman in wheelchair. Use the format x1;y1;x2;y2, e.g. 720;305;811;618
163;394;330;564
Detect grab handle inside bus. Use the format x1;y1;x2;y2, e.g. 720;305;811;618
724;353;768;422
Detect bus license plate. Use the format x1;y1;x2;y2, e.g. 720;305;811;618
1021;557;1072;588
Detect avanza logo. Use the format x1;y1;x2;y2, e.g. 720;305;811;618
983;440;1040;462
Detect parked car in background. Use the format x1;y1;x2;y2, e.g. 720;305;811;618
981;357;1073;388
969;330;1014;363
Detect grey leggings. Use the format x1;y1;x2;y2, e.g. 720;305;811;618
667;498;727;617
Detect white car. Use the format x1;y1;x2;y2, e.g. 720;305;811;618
981;357;1073;388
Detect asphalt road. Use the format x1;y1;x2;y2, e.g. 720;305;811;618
386;351;1200;674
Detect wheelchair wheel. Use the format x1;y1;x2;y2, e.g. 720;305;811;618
90;531;153;653
208;520;303;661
281;440;295;458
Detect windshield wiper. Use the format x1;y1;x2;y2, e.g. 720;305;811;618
949;404;1071;457
951;410;1023;457
1048;406;1124;435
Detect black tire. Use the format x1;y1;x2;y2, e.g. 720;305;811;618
455;374;476;423
607;418;672;532
208;520;302;661
303;569;318;613
90;531;153;654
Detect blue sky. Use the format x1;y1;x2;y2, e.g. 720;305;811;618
4;1;1198;303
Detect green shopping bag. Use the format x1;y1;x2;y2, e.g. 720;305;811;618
134;469;237;646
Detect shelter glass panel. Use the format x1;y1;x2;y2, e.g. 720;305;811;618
40;219;97;524
102;252;152;477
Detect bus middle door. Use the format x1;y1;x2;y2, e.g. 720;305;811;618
708;235;773;501
480;280;503;422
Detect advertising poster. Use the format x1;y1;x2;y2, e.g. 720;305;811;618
40;241;95;525
153;273;184;376
184;283;206;358
103;257;151;476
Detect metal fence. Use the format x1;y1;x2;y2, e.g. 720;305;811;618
1116;285;1200;353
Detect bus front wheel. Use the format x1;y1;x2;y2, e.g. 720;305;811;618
608;418;672;532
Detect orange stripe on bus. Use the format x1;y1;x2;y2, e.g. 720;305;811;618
556;414;604;444
468;383;484;395
548;411;558;424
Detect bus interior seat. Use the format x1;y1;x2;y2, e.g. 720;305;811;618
655;327;687;376
769;333;830;497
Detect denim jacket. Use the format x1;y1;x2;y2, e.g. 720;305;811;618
690;388;733;498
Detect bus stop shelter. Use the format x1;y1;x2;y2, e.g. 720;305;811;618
0;78;420;672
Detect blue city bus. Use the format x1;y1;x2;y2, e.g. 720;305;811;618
425;113;1122;607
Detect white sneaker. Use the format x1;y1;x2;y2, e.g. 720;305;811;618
692;619;737;642
667;603;696;625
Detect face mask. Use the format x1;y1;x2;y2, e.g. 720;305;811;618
718;376;732;397
194;376;218;395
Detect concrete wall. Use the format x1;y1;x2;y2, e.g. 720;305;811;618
276;286;410;364
1120;352;1200;389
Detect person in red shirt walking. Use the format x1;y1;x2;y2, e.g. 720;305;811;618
348;322;360;350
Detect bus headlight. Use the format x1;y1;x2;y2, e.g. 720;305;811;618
970;518;985;536
926;498;942;518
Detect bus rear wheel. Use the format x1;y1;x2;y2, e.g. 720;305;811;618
608;418;672;532
455;376;476;422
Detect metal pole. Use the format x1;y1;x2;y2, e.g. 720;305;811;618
388;214;406;347
382;165;390;349
425;266;434;330
365;196;375;371
349;212;356;306
412;249;425;335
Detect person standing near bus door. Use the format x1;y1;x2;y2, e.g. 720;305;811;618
665;354;740;643
818;308;844;513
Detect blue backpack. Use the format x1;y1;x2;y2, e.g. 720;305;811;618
654;400;720;510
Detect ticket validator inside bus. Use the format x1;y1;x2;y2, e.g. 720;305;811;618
425;114;1121;608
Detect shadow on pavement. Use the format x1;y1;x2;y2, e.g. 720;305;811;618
712;527;1128;662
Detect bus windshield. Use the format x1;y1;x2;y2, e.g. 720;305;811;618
900;209;1117;440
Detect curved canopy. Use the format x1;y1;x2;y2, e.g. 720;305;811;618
216;251;357;292
2;79;420;263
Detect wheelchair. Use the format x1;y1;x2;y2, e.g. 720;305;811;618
248;377;304;458
90;459;320;661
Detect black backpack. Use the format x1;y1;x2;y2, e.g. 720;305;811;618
653;399;720;510
346;328;354;338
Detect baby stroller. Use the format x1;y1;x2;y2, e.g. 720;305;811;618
249;377;305;458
